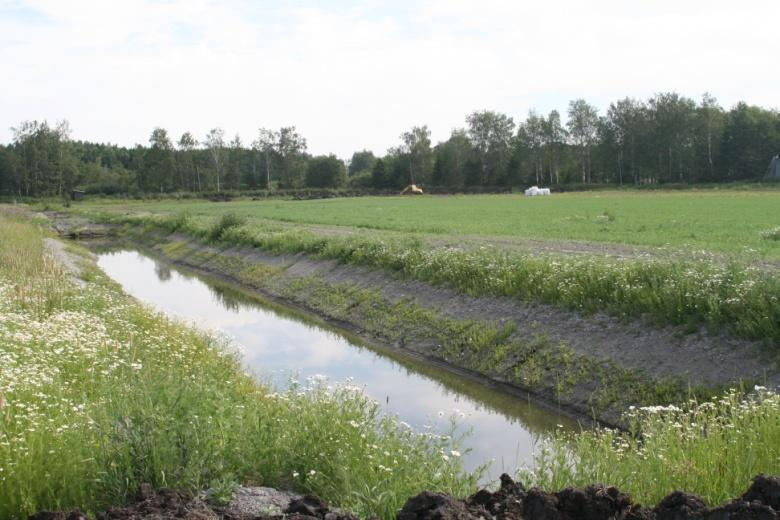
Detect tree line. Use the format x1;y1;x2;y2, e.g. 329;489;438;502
1;92;779;198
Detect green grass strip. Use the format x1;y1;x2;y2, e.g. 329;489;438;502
0;210;478;519
527;387;780;506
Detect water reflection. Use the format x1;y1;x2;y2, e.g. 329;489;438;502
95;247;577;481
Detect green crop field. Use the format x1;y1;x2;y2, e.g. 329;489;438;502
73;190;780;259
66;190;780;344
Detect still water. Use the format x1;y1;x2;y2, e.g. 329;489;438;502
96;248;576;481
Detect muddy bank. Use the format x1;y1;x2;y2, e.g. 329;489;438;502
269;247;774;390
31;484;359;520
32;474;780;520
45;211;116;238
145;235;778;389
396;473;780;520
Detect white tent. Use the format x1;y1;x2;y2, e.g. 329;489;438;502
524;186;551;196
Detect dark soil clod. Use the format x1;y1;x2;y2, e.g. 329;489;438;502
398;474;779;520
742;475;780;511
521;488;560;520
96;486;217;520
706;500;777;520
557;484;633;520
397;491;478;520
283;495;358;520
654;491;709;520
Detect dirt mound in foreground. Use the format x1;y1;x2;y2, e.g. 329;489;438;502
398;474;780;520
97;484;218;520
29;475;780;520
30;483;358;520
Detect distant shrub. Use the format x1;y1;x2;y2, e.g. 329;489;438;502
162;212;191;232
348;171;374;189
760;226;780;241
207;212;246;241
594;211;616;224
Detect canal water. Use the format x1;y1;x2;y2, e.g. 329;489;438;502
95;248;576;482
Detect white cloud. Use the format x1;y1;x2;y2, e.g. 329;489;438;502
1;0;778;157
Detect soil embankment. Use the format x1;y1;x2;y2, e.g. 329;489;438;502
395;473;780;520
32;474;780;520
111;236;780;423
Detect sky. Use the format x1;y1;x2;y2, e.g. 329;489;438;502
1;0;779;158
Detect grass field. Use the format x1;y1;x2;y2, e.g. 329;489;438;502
71;191;780;259
68;191;780;344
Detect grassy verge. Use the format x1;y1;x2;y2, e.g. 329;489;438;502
89;210;780;344
0;209;478;519
527;387;780;506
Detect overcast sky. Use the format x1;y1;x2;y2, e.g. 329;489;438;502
1;0;778;158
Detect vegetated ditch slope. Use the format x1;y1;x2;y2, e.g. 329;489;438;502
0;209;478;520
102;222;779;425
28;210;780;515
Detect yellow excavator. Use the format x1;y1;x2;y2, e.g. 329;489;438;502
400;184;424;195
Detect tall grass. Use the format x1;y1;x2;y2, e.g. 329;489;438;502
0;215;68;317
206;212;246;241
526;387;780;506
102;212;780;344
0;210;478;519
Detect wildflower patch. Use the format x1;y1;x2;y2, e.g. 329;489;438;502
0;210;478;519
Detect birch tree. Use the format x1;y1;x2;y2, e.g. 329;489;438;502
543;110;566;185
466;110;515;185
178;132;200;191
252;128;278;189
277;126;307;188
204;127;225;192
567;99;599;183
400;125;433;185
518;110;545;185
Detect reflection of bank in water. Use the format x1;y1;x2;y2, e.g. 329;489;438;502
93;246;577;481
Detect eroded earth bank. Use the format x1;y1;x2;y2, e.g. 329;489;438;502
63;214;779;427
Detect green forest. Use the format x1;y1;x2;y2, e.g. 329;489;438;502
2;92;779;198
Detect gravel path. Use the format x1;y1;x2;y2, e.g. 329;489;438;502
44;238;87;288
